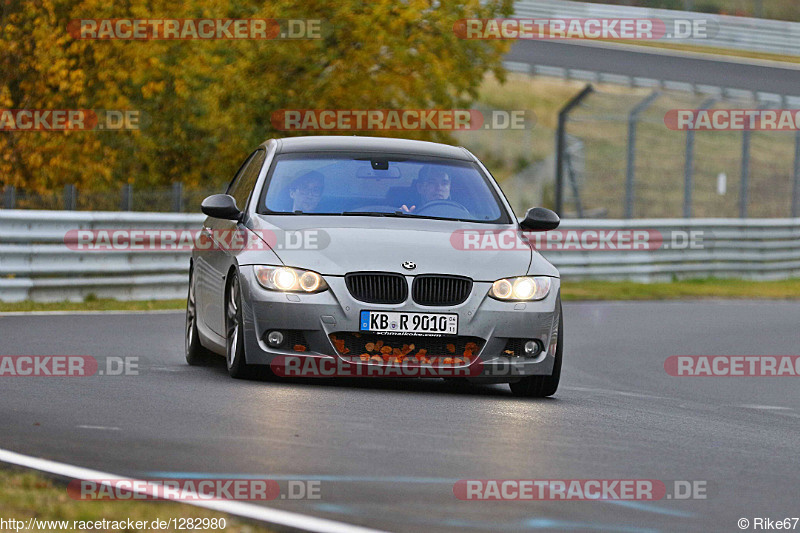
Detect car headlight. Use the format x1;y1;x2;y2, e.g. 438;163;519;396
489;276;551;301
254;266;328;293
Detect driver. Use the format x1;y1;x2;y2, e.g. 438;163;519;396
400;166;451;213
288;171;325;212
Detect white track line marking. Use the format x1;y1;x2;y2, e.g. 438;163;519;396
738;404;792;410
0;448;387;533
76;425;122;431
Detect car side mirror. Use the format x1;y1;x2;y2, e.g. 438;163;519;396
520;207;560;231
201;194;241;220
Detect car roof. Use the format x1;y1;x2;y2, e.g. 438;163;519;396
266;135;474;161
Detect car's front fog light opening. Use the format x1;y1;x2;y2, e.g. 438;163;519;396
267;330;285;347
524;339;543;357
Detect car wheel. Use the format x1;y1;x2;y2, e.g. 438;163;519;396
509;301;563;398
225;272;257;379
185;268;217;366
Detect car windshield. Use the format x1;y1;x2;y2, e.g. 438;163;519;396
258;153;510;223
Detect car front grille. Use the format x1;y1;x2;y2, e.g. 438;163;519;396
412;275;472;306
345;272;408;304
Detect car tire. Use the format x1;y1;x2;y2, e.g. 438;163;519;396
225;271;258;379
185;268;217;366
509;301;563;398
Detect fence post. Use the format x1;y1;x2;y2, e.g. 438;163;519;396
563;136;585;218
739;102;769;218
739;127;752;218
683;96;718;218
625;91;660;219
63;184;77;210
3;185;15;209
555;84;593;216
793;130;800;218
739;111;755;219
121;184;132;211
172;182;183;212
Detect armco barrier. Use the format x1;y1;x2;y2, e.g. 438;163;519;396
540;218;800;281
0;210;204;302
513;0;800;57
0;210;799;302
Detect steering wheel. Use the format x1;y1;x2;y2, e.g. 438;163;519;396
414;200;471;216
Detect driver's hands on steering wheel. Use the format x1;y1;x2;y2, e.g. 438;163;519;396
399;200;469;215
413;200;470;215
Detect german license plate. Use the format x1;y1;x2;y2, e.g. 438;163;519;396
359;311;458;336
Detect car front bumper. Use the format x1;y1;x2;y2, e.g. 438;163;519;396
238;267;561;381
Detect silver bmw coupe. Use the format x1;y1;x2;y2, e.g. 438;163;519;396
186;136;564;397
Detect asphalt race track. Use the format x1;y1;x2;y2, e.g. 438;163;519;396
506;40;800;96
2;301;799;532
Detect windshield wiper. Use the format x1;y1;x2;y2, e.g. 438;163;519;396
339;211;476;222
386;212;473;222
340;211;419;217
340;211;391;217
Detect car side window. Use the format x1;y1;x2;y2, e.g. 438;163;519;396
226;152;255;198
228;149;266;211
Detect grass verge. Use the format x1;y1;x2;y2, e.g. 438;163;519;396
460;71;800;219
0;467;272;532
561;278;800;300
0;299;186;313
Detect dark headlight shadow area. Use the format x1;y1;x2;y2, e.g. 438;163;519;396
196;355;559;400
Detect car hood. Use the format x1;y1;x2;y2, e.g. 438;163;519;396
244;215;558;280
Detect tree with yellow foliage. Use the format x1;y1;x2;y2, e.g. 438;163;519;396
1;0;512;193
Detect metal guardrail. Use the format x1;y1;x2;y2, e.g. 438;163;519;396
0;211;799;302
0;211;204;302
513;0;800;56
545;218;800;281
